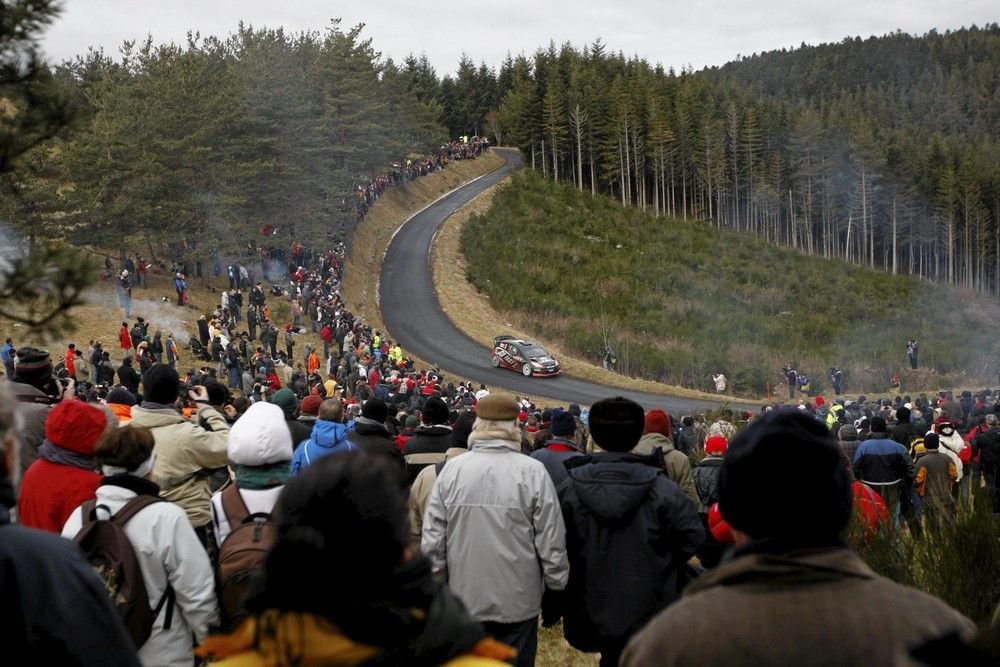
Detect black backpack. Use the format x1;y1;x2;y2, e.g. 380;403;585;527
74;496;175;650
215;484;276;630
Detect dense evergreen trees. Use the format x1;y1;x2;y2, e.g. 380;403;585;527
468;27;1000;296
1;21;448;260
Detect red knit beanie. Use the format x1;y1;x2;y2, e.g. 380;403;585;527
643;409;672;437
45;399;108;455
705;434;729;456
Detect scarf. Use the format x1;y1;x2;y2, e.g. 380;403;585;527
101;473;161;497
38;439;98;472
102;452;156;479
234;462;291;490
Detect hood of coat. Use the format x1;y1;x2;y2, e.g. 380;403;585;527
129;404;185;428
637;431;676;453
352;416;390;436
565;453;659;524
229;402;293;466
310;419;350;448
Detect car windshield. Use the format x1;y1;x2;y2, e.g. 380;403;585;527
520;344;548;357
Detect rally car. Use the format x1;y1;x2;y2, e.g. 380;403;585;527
491;335;561;377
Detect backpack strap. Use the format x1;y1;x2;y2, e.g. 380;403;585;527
81;499;99;524
220;484;251;527
107;494;176;631
111;494;165;527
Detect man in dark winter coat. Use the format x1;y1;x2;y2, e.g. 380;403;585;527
531;409;584;486
692;434;728;568
553;396;704;667
116;357;141;397
972;413;1000;512
853;416;915;524
621;408;974;667
346;398;405;482
890;406;919;451
402;396;453;483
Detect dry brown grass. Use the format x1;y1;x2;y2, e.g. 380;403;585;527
537;623;600;666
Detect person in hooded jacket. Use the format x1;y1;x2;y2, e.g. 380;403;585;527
692;434;728;568
933;419;965;488
210;401;291;546
196;453;513;667
531;409;585;487
290;398;352;475
18;399;108;532
553;397;704;667
633;408;698;506
837;422;862;465
345;398;405;479
620;408;975;667
62;424;219;667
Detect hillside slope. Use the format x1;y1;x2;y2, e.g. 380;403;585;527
461;169;1000;398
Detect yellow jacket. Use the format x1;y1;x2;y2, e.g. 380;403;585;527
198;611;512;666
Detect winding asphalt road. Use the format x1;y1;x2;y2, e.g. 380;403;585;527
379;148;756;414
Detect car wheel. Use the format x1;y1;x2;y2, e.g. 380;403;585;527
491;355;500;368
521;363;532;377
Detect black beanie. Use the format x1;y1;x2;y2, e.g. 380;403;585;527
361;398;388;423
422;397;449;425
13;347;53;390
588;397;645;452
719;408;852;542
142;363;180;404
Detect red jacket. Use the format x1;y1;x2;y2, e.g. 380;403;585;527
852;481;891;543
64;349;75;377
18;459;101;533
119;326;131;351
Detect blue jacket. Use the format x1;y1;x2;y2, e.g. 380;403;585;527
290;419;354;475
853;435;914;486
0;342;12;365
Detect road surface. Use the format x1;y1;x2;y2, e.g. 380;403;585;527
379;149;757;414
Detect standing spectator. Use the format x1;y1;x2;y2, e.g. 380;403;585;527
17;400;107;533
137;256;148;288
118;269;132;318
345;398;405;476
0;337;14;378
914;432;958;520
196;454;514;666
9;347;62;478
907;340;919;369
407;411;474;546
269;388;312;448
149;331;163;364
620;408;975;666
634;408;698;506
554;396;704;666
972;413;1000;512
62;343;76;379
531;408;585;487
62;425;219;665
675;415;700;455
712;372;727;393
693;434;729;568
117;357;141;396
129;364;231;550
290;398;352;475
402;396;453;483
853;416;915;525
422;392;569;667
783;364;798;401
165;332;180;369
0;382;143;666
119;322;132;362
830;366;844;395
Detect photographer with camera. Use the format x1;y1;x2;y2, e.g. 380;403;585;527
8;348;77;479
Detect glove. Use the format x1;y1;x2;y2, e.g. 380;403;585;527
541;587;566;628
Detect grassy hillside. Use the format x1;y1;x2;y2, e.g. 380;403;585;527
462;169;1000;398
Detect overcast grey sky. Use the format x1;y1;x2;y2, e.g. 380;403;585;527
41;1;997;75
